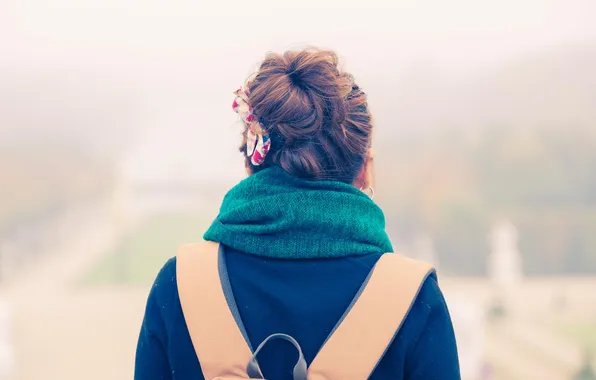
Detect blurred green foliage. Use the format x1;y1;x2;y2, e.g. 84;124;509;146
0;145;113;231
558;322;596;354
376;125;596;275
81;214;208;285
2;123;595;277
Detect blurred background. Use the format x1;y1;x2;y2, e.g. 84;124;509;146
0;0;595;379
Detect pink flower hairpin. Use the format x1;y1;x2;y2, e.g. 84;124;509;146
233;87;271;166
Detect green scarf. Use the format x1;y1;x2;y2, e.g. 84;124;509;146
204;166;393;259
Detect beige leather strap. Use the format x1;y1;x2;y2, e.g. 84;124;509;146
176;241;252;379
308;254;434;380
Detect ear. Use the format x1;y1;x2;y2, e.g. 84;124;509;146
354;150;374;190
245;157;254;176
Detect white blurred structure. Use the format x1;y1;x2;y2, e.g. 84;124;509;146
120;132;242;218
444;292;486;380
118;101;245;219
0;299;15;380
488;220;523;295
0;242;16;284
413;233;440;270
412;232;485;379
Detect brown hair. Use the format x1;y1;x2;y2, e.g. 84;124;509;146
240;48;373;183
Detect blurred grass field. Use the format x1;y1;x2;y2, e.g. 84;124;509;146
81;213;208;285
557;322;596;353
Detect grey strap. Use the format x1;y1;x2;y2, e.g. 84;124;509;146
176;242;254;379
217;244;253;350
246;333;308;380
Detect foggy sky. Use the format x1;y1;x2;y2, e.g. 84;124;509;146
2;0;596;74
1;0;595;181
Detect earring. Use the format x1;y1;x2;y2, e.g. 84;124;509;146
360;185;375;199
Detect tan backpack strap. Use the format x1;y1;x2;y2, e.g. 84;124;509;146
176;241;252;379
308;254;434;380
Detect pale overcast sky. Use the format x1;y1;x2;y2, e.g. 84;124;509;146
1;0;595;74
1;0;594;182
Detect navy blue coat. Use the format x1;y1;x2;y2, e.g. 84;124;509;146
135;247;460;379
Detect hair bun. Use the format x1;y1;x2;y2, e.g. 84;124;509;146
242;48;373;182
249;49;351;138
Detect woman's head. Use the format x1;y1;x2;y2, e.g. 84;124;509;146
236;48;374;187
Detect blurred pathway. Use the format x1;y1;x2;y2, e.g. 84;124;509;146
0;209;146;380
486;318;581;380
1;208;588;380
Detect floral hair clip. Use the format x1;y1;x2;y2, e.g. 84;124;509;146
233;87;271;166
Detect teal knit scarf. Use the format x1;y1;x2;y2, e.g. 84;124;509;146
204;166;393;259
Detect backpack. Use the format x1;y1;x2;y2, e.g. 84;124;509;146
177;241;434;380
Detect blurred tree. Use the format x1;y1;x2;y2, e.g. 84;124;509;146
573;349;595;380
375;125;596;275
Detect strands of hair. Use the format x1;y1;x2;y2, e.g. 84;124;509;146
239;48;373;183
